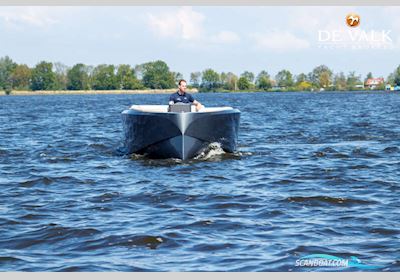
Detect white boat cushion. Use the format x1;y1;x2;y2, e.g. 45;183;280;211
130;105;233;113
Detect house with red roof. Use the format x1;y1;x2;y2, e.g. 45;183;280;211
365;78;384;89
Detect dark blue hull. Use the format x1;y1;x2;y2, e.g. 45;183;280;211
121;107;240;160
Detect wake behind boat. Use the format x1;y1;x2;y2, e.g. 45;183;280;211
121;104;240;160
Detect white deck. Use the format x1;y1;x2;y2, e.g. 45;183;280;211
130;105;233;113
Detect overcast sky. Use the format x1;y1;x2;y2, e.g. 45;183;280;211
1;6;400;80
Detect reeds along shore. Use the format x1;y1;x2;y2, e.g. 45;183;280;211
0;88;199;96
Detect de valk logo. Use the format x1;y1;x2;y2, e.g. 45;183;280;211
346;13;360;27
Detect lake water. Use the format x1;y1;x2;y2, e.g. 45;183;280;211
0;92;399;271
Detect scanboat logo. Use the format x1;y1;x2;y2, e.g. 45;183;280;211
295;254;382;270
346;13;360;28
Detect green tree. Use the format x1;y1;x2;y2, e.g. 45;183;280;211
365;72;373;83
309;65;332;88
91;64;118;90
392;65;400;86
141;60;175;89
295;73;308;85
10;64;32;90
173;72;184;84
134;64;145;80
240;71;255;83
237;76;251;90
220;72;228;89
201;68;220;91
320;72;332;89
190;72;201;88
116;64;142;90
333;72;347;91
54;62;69;90
275;69;294;88
67;63;90;90
0;56;17;93
31;61;56;91
387;72;395;85
347;71;362;90
255;70;272;90
222;72;238;91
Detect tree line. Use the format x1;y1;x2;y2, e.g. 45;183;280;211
194;66;400;92
1;55;400;94
0;57;178;94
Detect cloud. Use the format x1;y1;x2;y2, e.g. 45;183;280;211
146;7;241;50
250;31;310;51
147;7;205;41
0;7;59;28
211;31;240;44
147;13;178;38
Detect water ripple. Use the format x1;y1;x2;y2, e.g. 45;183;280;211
0;92;399;271
284;196;377;206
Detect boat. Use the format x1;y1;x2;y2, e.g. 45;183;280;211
121;104;240;160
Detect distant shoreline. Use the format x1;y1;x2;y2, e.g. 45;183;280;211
0;88;199;96
1;89;397;96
